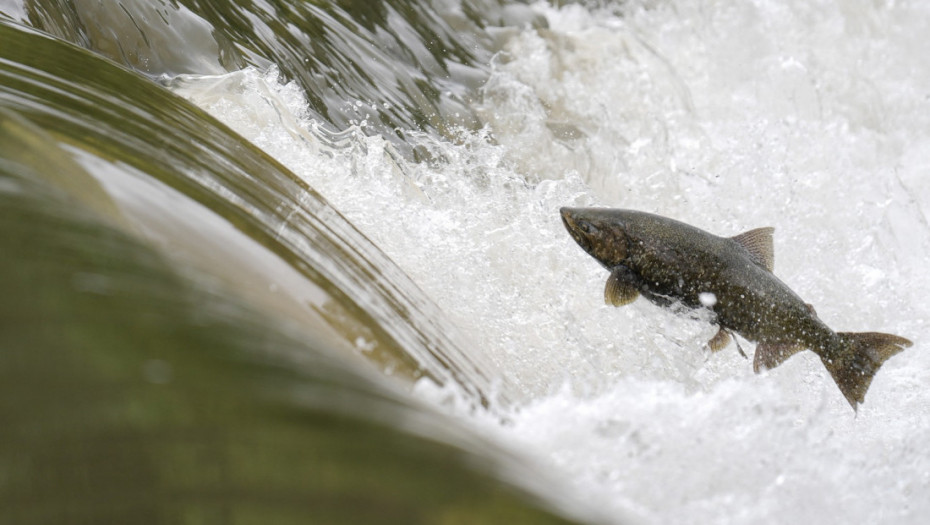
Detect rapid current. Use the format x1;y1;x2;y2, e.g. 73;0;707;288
2;1;929;524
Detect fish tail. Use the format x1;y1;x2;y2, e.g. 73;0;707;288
822;332;912;410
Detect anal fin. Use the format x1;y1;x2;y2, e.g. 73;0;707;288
605;269;639;306
753;342;806;373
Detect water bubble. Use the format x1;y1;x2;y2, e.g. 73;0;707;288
699;292;717;307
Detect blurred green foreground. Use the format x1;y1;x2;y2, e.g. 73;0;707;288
0;19;579;525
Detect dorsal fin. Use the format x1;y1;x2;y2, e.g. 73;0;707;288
731;227;775;272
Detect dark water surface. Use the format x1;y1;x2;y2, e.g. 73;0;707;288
0;2;583;522
9;0;544;144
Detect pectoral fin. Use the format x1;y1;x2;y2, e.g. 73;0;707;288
707;327;731;352
753;342;806;373
731;227;775;272
605;270;639;306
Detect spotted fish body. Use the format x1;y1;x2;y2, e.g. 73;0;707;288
560;207;912;410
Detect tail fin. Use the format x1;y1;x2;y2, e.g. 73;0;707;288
822;332;912;410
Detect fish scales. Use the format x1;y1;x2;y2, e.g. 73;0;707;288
560;207;913;410
622;211;829;348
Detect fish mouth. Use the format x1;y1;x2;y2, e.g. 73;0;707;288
559;207;579;236
559;207;574;230
560;207;592;252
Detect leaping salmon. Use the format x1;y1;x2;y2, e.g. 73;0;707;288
560;207;912;410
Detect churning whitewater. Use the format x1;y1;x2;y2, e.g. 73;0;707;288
175;1;930;523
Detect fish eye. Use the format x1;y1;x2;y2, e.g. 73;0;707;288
579;221;595;234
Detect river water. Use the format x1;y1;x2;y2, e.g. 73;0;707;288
2;1;929;523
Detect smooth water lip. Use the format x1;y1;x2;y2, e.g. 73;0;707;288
174;2;930;523
67;147;344;345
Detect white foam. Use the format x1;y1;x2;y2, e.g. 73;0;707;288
174;1;930;521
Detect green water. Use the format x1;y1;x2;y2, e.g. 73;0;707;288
0;16;580;525
12;0;544;142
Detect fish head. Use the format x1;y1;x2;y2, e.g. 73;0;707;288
560;207;630;268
